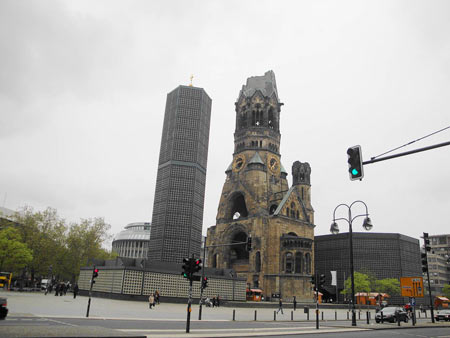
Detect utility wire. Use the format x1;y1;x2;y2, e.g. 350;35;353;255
371;125;450;160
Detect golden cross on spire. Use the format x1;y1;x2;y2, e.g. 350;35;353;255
189;74;194;87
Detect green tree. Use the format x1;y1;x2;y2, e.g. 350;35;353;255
374;278;400;296
442;284;450;298
0;227;33;273
341;271;371;296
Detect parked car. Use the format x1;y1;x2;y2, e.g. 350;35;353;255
375;306;408;323
435;309;450;321
0;297;8;319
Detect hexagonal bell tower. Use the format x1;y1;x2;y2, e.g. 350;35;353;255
207;71;315;301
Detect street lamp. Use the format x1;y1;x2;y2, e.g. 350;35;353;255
330;200;372;327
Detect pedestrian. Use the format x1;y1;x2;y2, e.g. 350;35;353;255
277;298;284;314
212;297;216;308
73;283;79;299
293;296;297;311
216;295;220;307
54;283;60;296
149;293;155;309
155;290;160;305
59;282;64;296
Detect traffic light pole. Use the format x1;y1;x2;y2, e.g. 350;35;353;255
362;141;450;165
315;271;319;330
86;265;95;318
423;234;435;323
186;278;193;333
198;243;207;320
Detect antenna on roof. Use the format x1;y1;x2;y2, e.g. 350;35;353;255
189;75;194;87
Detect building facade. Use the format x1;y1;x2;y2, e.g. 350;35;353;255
148;85;212;263
315;232;422;304
112;222;151;259
427;234;450;296
206;71;315;301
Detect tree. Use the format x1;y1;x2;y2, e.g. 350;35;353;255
374;278;400;296
442;284;450;298
341;271;371;296
0;227;33;273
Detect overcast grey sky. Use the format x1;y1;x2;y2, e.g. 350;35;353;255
1;0;449;247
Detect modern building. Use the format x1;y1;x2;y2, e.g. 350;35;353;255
314;232;422;304
148;84;212;263
112;222;151;259
426;234;450;296
207;71;315;301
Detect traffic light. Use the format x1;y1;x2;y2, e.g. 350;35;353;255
182;258;191;279
91;267;99;285
319;274;326;287
193;259;202;274
424;232;431;252
421;253;428;273
310;275;316;286
201;277;208;289
347;145;364;181
246;236;252;251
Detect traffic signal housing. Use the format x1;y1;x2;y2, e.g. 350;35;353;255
201;277;208;289
319;274;326;287
246;236;252;251
347;145;364;181
424;232;431;252
182;258;191;279
310;275;316;287
193;259;202;274
91;267;99;285
421;253;428;273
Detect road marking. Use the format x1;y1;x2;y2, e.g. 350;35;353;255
46;318;79;327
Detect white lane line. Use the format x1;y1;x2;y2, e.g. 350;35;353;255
46;318;79;327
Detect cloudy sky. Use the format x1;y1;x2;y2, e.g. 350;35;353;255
1;0;449;247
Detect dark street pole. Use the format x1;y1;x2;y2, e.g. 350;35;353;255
348;207;357;327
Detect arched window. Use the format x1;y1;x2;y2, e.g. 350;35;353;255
212;254;217;268
229;193;248;220
255;251;261;272
290;202;296;218
230;232;249;261
296;210;299;219
305;253;311;274
285;252;293;273
295;252;303;273
286;208;290;216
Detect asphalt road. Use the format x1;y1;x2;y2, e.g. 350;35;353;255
1;291;450;337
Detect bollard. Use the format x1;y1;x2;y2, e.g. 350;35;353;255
397;312;400;326
347;311;349;320
425;310;427;318
232;309;235;321
321;311;324;321
274;311;276;321
418;311;421;319
381;311;384;323
335;311;337;321
291;311;293;321
358;311;361;320
366;311;369;324
254;310;257;321
307;311;310;321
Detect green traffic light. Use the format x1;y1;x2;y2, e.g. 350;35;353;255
351;168;359;175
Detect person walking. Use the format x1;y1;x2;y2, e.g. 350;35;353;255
216;295;220;307
73;283;79;299
155;290;160;305
149;293;155;309
277;298;284;314
293;296;297;311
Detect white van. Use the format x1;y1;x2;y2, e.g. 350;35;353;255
40;279;49;290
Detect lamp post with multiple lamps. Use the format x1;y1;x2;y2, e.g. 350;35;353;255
330;200;373;327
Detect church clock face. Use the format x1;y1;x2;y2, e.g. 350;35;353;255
268;155;279;173
233;155;245;172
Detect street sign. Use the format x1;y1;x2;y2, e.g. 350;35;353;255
400;277;424;298
410;297;416;306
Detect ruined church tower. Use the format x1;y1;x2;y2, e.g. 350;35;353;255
206;71;315;300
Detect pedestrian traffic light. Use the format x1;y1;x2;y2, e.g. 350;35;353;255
91;267;99;285
310;275;316;286
202;277;208;289
246;236;252;251
421;253;428;273
319;274;325;287
347;145;364;181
